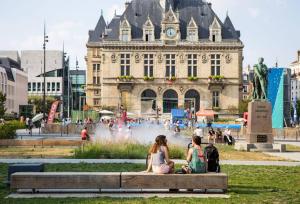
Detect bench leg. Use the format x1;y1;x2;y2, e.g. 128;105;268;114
32;189;36;194
204;189;207;194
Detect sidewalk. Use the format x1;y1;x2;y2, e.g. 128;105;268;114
0;158;299;166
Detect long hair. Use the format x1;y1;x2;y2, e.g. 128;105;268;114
149;135;169;154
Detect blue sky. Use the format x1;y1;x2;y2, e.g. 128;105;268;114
0;0;299;69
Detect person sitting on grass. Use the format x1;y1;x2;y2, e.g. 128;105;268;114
145;135;174;174
208;127;216;144
182;136;207;174
215;128;223;143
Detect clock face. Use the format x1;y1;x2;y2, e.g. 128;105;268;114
166;27;176;38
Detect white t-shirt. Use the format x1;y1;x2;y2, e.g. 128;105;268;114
194;128;203;138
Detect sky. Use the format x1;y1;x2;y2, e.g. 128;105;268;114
0;0;299;70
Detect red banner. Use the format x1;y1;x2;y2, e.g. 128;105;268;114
47;101;60;124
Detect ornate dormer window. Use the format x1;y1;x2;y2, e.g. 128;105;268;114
187;17;198;42
119;17;131;42
143;16;155;42
209;17;222;42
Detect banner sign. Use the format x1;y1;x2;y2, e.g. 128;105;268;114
47;101;60;124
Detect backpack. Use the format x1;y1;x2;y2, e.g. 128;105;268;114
204;144;221;173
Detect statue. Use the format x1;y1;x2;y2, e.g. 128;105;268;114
252;58;268;100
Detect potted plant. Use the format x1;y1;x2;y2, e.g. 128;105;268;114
212;107;221;112
188;76;199;81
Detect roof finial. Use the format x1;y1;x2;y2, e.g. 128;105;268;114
275;57;278;68
226;10;229;17
114;10;117;17
101;9;103;16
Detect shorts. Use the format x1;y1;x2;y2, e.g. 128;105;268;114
152;164;170;174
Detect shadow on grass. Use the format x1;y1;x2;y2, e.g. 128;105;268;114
229;185;280;195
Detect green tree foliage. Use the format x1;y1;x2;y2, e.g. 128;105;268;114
239;99;251;114
28;96;57;114
0;92;6;118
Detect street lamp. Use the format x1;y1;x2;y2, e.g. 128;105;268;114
43;23;49;120
76;57;79;110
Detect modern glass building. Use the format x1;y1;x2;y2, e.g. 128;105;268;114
70;70;86;110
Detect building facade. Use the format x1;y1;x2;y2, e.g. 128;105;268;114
86;0;244;114
0;57;28;114
21;50;64;97
290;51;300;100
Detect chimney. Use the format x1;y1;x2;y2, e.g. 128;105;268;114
125;1;130;9
298;50;300;62
208;2;212;8
160;0;166;11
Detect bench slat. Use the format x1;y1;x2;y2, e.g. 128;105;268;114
121;173;228;189
11;173;120;189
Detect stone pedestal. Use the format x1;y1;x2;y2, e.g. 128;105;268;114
235;101;286;152
246;101;273;144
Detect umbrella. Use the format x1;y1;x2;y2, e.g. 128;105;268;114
235;118;246;122
32;113;44;123
100;116;112;121
127;112;137;117
196;109;215;117
99;110;114;114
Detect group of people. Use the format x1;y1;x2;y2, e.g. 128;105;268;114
208;127;234;145
145;135;208;174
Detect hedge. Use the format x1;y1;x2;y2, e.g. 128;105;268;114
0;121;25;139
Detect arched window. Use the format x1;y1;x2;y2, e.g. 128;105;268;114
185;89;200;113
163;89;178;113
141;89;157;112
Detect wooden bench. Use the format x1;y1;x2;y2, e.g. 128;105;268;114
11;172;228;193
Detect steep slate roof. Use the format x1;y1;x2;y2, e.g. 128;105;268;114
88;0;240;42
88;14;107;42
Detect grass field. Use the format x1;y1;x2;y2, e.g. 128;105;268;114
0;142;298;161
0;163;299;204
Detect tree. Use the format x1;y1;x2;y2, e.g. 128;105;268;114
28;96;57;114
0;92;6;118
239;99;251;114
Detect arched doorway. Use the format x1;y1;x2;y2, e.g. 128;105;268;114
163;89;178;113
141;89;157;113
185;89;200;114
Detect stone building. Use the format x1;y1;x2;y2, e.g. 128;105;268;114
86;0;244;115
0;57;28;114
290;51;300;100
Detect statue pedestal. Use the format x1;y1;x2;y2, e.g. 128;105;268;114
235;101;286;152
246;101;273;144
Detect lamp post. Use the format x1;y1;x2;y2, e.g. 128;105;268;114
76;57;79;110
43;23;49;120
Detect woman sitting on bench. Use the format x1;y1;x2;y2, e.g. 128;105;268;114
182;136;207;174
145;135;174;174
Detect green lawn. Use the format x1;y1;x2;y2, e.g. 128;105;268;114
0;163;300;204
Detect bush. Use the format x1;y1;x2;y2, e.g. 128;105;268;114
0;121;25;139
75;142;185;159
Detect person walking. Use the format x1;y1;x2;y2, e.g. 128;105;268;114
81;127;90;141
28;118;33;136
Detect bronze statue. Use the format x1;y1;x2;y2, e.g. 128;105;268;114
252;58;268;100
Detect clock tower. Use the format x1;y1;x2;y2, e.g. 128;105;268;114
161;5;181;44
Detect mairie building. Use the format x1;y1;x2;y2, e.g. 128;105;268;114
86;0;244;115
